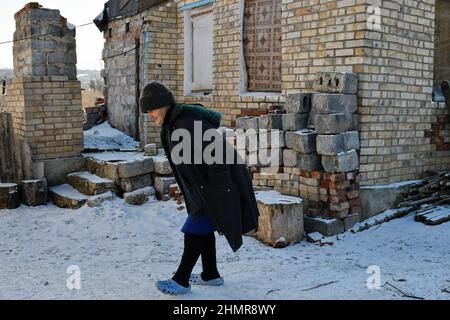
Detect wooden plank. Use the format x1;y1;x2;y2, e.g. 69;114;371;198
415;205;450;225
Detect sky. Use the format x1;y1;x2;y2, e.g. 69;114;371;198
0;0;106;70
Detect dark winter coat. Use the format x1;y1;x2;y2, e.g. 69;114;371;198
160;103;259;252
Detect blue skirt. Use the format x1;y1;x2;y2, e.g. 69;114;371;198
181;213;217;235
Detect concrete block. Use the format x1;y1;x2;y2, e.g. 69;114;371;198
255;190;304;247
312;94;357;114
259;130;284;149
284;131;295;149
283;149;299;167
298;153;322;171
285;93;311;113
314;113;353;134
317;131;360;155
258;114;282;130
292;129;317;154
343;212;360;230
43;156;86;186
235;116;258;131
282;113;309;131
304;216;345;236
321;149;358;173
312;72;358;94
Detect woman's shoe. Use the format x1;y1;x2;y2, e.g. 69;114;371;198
189;274;224;286
155;279;191;295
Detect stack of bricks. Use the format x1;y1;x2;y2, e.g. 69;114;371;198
311;72;360;227
232;71;362;236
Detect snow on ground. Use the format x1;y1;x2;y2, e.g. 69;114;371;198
83;122;139;150
0;196;449;300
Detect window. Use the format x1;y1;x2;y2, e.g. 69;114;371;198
434;0;450;85
125;22;130;33
108;28;112;38
243;0;281;92
191;12;213;91
183;6;213;94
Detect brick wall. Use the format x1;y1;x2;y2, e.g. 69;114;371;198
433;0;450;84
102;2;178;147
3;76;84;161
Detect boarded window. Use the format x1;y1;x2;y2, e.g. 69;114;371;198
434;0;450;84
243;0;281;92
191;12;213;91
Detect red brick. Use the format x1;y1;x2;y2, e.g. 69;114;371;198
320;180;330;188
431;123;442;132
299;170;311;178
424;129;434;138
350;198;361;207
323;172;346;182
330;180;350;190
350;206;361;214
311;170;323;179
325;208;349;219
437;116;449;124
319;187;328;195
347;190;360;199
308;200;322;209
329;188;346;196
329;195;347;204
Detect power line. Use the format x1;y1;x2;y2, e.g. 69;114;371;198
0;21;94;45
103;46;137;60
0;3;150;46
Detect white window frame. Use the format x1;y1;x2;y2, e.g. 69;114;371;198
183;5;214;95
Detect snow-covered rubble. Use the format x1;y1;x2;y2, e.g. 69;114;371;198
83;122;139;151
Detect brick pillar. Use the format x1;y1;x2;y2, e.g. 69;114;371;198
2;3;83;178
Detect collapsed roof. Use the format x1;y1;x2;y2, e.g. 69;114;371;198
93;0;166;31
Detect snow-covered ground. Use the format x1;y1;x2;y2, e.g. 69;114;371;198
0;196;449;300
84;122;139;150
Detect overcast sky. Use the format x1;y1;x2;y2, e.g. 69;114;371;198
0;0;105;70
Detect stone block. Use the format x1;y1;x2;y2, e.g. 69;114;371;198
317;131;360;155
153;157;172;175
117;158;154;178
154;176;176;197
19;178;48;206
144;143;158;156
124;186;156;205
292;129;317;154
314;113;353;134
255;190;304;247
312;94;357;114
282;113;309;131
321;149;359;173
258;114;282;130
86;191;115;207
285;93;311;113
312;72;358;94
118;173;153;193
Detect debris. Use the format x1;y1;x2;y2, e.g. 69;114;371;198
382;281;424;300
301;280;339;292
